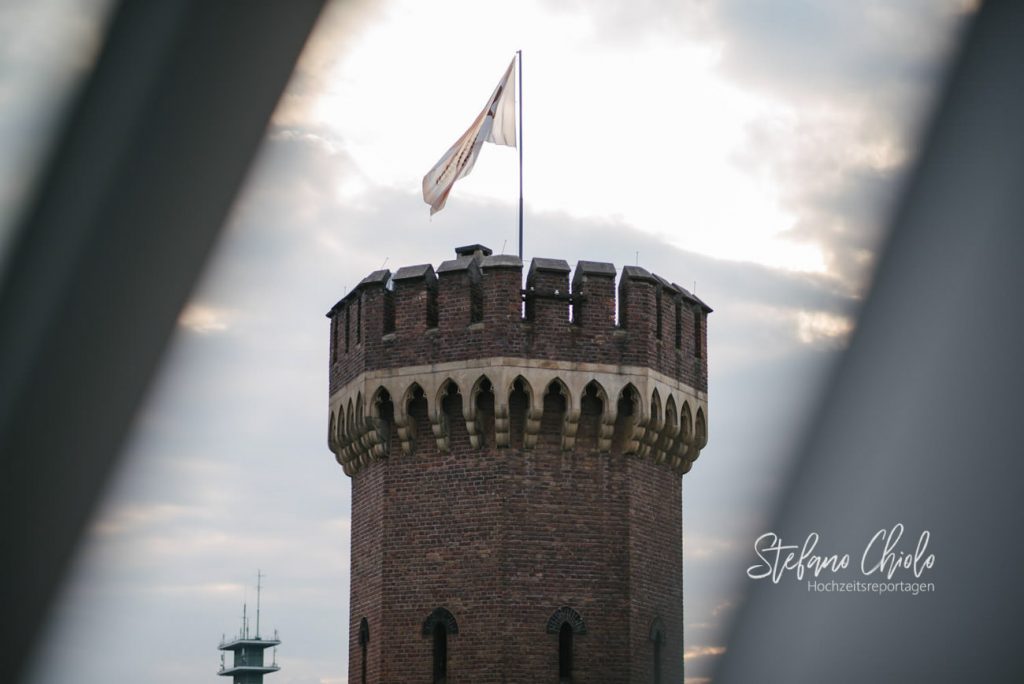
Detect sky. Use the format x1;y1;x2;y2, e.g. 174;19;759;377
7;1;971;682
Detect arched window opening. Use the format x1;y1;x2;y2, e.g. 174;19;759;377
611;385;638;454
376;389;394;454
558;621;573;682
577;381;604;449
358;617;369;684
547;605;586;681
475;377;495;447
540;381;567;447
432;621;447;683
441;381;465;445
407;385;428;448
423;608;458;684
509;378;529;449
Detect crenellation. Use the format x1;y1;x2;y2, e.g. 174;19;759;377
525;257;571;325
327;247;712;397
572;260;617;331
436;255;481;333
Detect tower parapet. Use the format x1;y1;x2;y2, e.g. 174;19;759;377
328;245;711;683
327;246;710;477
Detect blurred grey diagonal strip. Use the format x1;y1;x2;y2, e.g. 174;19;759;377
0;1;326;682
716;1;1024;682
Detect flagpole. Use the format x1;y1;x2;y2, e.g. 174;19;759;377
517;49;523;260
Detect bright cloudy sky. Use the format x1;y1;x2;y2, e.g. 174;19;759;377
9;1;971;683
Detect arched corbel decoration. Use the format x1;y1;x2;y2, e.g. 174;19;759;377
432;379;462;452
507;376;535;448
400;382;428;455
467;375;495;448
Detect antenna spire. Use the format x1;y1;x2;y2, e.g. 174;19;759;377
256;569;263;638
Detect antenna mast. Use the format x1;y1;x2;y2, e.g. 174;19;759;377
256;569;263;638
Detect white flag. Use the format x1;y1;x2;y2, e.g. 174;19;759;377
422;58;517;215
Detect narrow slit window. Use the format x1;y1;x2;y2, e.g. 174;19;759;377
432;622;447;683
674;301;682;350
470;278;483;323
427;287;439;328
344;305;350;353
559;621;573;682
655;287;663;339
330;314;338;362
383;289;395;334
356;296;362;344
693;309;702;359
653;630;663;684
359;617;369;684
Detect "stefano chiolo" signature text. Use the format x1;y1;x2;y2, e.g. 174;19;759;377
746;523;935;583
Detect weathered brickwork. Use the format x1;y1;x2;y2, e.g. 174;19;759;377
328;246;710;683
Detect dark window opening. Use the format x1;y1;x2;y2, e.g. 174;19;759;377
407;386;427;448
475;378;495;447
694;309;702;358
441;382;463;444
541;381;567;448
559;621;573;682
383;290;395;334
376;390;394;454
577;381;604;449
674;301;682;350
330;315;338;363
611;386;637;453
427;287;439;329
432;622;448;684
344;305;350;353
653;630;663;684
655;287;663;339
356;296;362;344
359;617;369;684
470;278;483;323
509;379;528;448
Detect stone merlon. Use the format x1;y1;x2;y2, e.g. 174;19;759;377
326;245;711;396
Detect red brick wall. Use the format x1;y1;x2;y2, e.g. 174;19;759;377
347;392;684;682
348;456;385;683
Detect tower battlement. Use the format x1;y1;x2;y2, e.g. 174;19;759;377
327;246;711;397
327;246;710;478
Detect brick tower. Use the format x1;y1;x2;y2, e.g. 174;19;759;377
326;244;710;683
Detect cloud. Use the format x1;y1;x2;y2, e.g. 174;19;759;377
272;0;387;128
177;303;236;334
553;0;969;293
684;644;727;661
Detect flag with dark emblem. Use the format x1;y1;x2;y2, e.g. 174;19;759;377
422;58;517;215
